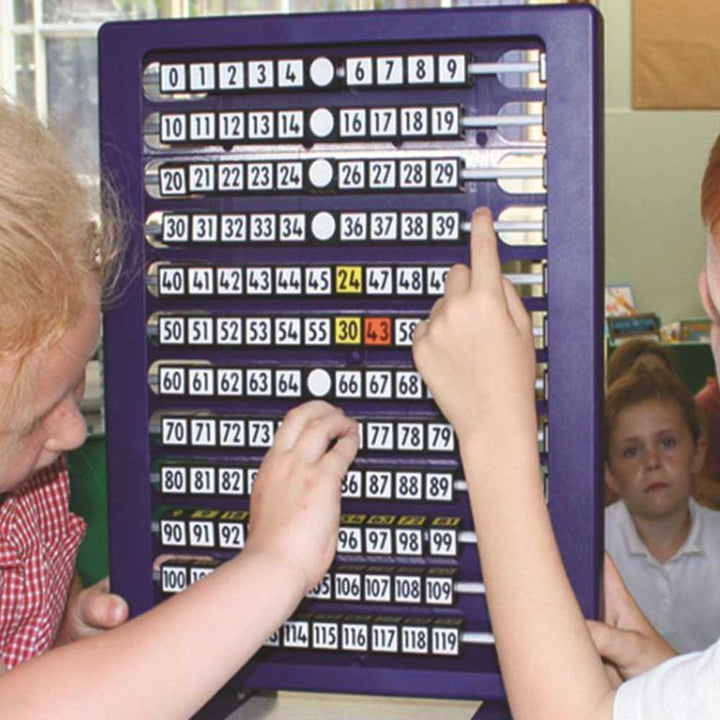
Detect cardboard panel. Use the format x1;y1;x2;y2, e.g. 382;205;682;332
634;0;720;109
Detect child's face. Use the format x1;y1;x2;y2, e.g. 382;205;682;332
606;398;703;521
0;299;100;494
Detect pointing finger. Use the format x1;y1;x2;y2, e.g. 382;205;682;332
470;207;503;293
443;263;471;297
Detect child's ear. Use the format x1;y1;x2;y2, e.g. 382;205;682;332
604;464;621;505
604;463;620;495
692;432;708;475
698;267;716;320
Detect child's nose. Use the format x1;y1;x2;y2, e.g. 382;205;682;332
43;396;88;453
644;446;660;468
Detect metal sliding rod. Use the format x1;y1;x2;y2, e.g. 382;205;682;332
469;61;538;75
463;113;543;128
505;272;543;286
462;166;544;181
468;53;546;83
464;220;544;234
461;632;495;645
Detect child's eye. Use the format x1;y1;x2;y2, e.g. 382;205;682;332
621;446;640;459
661;437;677;449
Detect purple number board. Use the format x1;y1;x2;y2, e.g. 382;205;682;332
99;4;603;710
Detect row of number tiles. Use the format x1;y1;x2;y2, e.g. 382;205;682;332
156;365;426;401
157;461;546;502
156;157;462;197
158;105;463;145
156;54;469;94
157;464;459;502
153;364;546;404
159;557;464;607
157;507;465;557
155;314;419;348
156;415;546;454
153;264;466;298
267;614;468;655
152;209;464;244
157;416;456;453
151;314;546;350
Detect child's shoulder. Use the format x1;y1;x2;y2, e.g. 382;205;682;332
695;498;720;533
604;499;630;524
604;500;635;547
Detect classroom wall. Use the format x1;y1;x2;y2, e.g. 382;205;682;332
602;0;720;325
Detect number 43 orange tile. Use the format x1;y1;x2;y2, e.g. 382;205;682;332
364;317;392;345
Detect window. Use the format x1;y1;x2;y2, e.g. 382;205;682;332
1;1;540;176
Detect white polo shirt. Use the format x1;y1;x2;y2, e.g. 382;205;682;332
614;638;720;720
605;498;720;653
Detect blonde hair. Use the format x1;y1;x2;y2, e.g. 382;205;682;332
0;97;125;430
0;97;124;361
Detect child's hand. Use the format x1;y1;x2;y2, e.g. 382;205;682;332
412;208;537;446
244;401;359;594
586;554;677;686
55;576;129;645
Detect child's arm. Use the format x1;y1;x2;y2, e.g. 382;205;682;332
412;209;615;720
587;554;677;685
54;574;129;645
0;400;357;720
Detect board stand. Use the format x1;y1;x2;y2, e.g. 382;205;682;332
190;690;506;720
471;700;512;719
191;687;256;720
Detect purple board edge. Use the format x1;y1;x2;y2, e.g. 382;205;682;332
99;4;604;705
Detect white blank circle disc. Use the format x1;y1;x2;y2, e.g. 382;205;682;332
310;108;335;138
310;57;335;87
309;158;334;188
311;212;336;241
307;368;332;397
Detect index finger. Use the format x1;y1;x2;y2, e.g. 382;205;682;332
318;423;360;481
470;207;503;292
272;400;341;452
291;411;357;465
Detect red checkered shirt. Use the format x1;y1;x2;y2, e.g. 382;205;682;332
0;459;86;668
